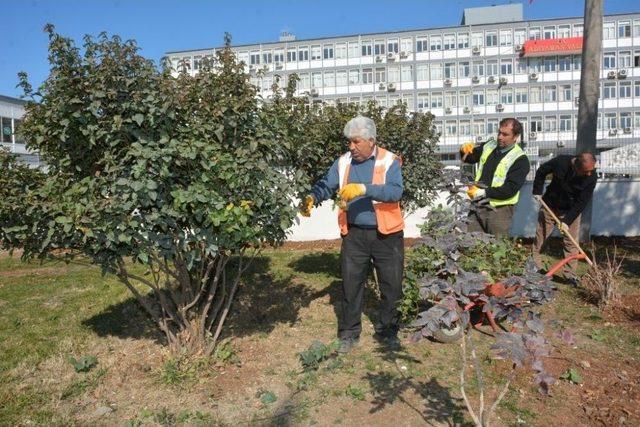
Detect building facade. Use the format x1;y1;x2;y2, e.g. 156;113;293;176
166;5;640;170
0;95;41;166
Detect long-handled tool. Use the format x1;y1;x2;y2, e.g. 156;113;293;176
534;195;594;267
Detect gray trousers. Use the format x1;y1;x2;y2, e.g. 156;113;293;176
339;227;404;340
467;204;515;237
532;208;581;280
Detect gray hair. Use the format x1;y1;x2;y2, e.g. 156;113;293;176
343;116;376;141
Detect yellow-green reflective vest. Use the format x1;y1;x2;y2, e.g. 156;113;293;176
474;139;527;207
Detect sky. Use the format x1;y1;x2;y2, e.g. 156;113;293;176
2;0;638;98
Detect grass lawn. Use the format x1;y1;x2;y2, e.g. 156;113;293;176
1;241;639;426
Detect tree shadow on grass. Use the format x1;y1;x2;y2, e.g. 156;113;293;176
365;369;470;426
287;251;340;278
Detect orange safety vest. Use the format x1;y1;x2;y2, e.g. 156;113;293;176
337;147;404;236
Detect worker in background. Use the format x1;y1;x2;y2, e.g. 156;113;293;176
299;116;404;354
532;152;597;285
460;118;530;237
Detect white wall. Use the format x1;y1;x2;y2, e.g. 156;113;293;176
286;180;640;240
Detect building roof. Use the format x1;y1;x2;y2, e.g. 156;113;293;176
0;95;28;106
461;4;523;26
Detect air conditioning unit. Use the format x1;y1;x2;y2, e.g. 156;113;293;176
472;46;481;55
248;64;256;71
387;83;396;92
309;88;319;97
417;108;424;113
515;44;523;51
557;140;565;148
444;78;452;85
387;52;396;61
623;127;632;134
608;129;618;136
618;69;628;78
399;51;408;59
574;97;580;106
529;131;538;140
607;70;616;79
476;136;484;142
487;75;496;83
499;77;508;85
471;75;480;83
375;55;383;62
445;107;452;114
495;103;504;111
378;83;386;90
529;72;538;80
275;62;283;69
463;106;471;113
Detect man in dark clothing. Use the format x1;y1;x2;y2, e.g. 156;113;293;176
460;118;530;236
532;152;597;283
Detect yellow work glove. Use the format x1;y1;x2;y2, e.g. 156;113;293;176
460;142;475;155
466;185;486;200
299;195;314;217
557;221;570;235
338;183;366;202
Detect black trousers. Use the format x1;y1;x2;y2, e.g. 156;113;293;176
339;226;404;340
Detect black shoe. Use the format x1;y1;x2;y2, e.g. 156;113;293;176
374;333;401;351
337;337;359;354
566;277;580;288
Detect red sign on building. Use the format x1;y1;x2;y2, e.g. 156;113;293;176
522;37;583;57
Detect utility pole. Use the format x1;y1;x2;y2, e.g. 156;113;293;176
575;0;603;241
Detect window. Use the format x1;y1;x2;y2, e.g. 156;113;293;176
401;65;413;82
323;71;334;88
473;90;485;106
544;57;557;72
459;61;470;77
603;23;616;40
529;27;541;40
635;52;640;67
458;33;469;49
459;120;471;136
559;115;573;132
374;40;386;55
274;50;284;63
619;21;631;38
444;92;457;108
486;89;498;105
560;85;572;101
514;29;526;45
417;93;429;109
459;91;470;107
635;112;640;129
430;63;443;80
471;32;484;47
619;82;631;98
286;49;296;62
544;116;557;132
530;117;543;132
530;86;542;103
501;88;513;104
298;73;310;89
544;85;557;102
487;119;499;135
620;112;632;129
298;47;309;61
430;35;442;51
486;60;498;76
516;59;527;74
573;55;582;70
499;30;512;46
0;117;13;143
485;31;497;47
375;67;386;83
431;92;443;108
444;62;456;79
250;52;260;65
335;43;347;59
558;25;571;38
401;38;412;54
323;45;334;60
473;61;484;76
311;72;322;88
416;37;428;52
445;121;457;136
362;68;373;84
635;81;640;97
558;56;571;71
262;51;273;64
605;113;617;130
416;64;428;81
348;42;359;58
603;52;616;69
443;34;456;50
619;51;631;68
529;58;542;73
336;70;348;87
388;67;400;83
500;59;513;75
348;69;360;85
311;45;321;61
603;82;616;99
543;26;556;39
573;24;584;37
473;120;486;135
515;87;528;103
387;40;399;53
361;41;372;56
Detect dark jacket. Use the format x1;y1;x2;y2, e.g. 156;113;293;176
532;155;597;225
461;143;530;201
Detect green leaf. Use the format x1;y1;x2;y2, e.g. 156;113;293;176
559;368;583;384
132;114;144;126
